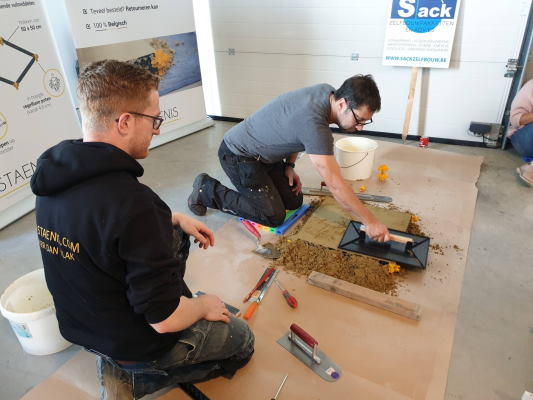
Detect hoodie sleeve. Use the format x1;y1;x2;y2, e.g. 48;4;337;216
116;191;190;324
510;80;533;130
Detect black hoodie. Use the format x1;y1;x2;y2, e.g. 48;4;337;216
31;139;191;361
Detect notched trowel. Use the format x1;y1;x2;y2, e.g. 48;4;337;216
277;323;342;382
338;221;430;269
241;219;280;259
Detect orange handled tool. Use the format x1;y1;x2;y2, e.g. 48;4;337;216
243;300;259;320
275;280;298;308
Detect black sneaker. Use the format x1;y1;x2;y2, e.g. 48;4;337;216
188;173;210;216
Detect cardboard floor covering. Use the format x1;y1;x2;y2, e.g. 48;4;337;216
23;138;482;400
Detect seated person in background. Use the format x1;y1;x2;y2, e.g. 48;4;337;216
188;75;390;242
509;79;533;186
30;60;254;399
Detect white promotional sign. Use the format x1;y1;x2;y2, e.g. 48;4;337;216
0;0;81;229
64;0;212;144
382;0;461;68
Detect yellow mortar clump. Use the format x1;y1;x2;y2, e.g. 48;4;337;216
377;164;389;182
378;172;388;182
387;262;401;274
151;49;173;76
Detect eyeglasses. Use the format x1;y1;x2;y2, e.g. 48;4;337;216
349;108;373;126
116;111;164;130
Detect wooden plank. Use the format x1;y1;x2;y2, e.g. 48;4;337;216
402;66;419;143
307;271;421;321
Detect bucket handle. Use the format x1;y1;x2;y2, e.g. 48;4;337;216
339;152;368;169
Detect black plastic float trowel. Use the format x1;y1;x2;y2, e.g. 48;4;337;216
277;323;342;382
338;221;430;269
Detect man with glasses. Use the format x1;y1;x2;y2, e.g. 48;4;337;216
30;60;254;399
189;74;390;241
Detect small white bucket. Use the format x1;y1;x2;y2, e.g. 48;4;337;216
0;269;71;355
335;137;378;180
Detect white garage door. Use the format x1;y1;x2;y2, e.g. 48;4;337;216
205;0;532;142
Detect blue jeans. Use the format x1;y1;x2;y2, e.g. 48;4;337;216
92;316;254;399
510;123;533;157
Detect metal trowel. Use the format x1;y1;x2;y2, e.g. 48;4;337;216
241;219;280;259
277;323;342;382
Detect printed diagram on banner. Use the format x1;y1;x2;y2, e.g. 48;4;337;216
0;112;7;141
0;25;65;97
0;6;82;223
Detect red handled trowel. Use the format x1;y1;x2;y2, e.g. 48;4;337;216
277;323;342;382
241;219;280;259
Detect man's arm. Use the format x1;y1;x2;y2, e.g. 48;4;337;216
510;80;533;129
148;212;227;333
309;154;389;242
172;212;215;249
150;294;230;334
284;152;302;194
285;152;299;164
519;112;533;126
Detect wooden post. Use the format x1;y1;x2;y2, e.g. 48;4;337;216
402;66;419;143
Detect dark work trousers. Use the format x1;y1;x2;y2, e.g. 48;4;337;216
201;141;303;227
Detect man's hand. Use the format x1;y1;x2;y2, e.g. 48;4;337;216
285;166;302;194
172;212;215;250
308;154;391;241
199;294;230;323
363;219;390;242
519;112;533;127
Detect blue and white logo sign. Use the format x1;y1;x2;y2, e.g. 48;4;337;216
391;0;458;33
383;0;461;68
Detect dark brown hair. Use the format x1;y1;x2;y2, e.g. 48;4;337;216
334;74;381;112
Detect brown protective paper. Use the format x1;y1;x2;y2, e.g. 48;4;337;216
187;139;482;400
293;196;411;250
23;137;482;400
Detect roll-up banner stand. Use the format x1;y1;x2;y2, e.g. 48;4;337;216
0;0;82;230
63;0;214;148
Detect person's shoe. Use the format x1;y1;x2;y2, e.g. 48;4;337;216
188;173;210;216
516;162;533;187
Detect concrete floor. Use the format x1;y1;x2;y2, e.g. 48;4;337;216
0;121;532;399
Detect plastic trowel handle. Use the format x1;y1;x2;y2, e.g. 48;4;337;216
290;323;318;348
243;301;258;320
241;219;261;240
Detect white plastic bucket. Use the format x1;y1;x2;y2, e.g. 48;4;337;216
335;137;378;180
0;269;71;355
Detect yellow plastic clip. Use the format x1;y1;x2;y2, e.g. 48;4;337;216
377;172;388;182
377;164;389;182
387;262;401;274
377;164;389;173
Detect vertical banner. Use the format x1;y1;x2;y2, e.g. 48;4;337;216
0;0;81;229
64;0;213;147
382;0;461;68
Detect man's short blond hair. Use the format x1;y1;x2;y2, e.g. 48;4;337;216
77;60;160;131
